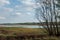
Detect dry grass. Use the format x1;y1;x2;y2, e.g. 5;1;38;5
0;27;44;36
0;27;59;40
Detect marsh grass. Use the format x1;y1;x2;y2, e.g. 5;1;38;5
0;27;59;40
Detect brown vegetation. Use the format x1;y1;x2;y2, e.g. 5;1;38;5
0;27;59;40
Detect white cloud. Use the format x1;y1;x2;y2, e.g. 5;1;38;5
0;0;10;6
0;16;6;19
16;12;21;15
22;1;34;5
27;13;31;15
16;0;36;12
21;0;35;6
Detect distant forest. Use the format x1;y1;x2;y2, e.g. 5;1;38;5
0;22;60;25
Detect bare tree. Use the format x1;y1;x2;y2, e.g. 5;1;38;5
35;0;60;36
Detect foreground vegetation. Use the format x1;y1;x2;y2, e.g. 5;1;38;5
0;27;43;35
0;27;59;40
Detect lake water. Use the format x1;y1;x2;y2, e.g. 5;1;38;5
0;25;43;28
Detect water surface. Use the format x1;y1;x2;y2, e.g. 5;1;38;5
0;25;42;28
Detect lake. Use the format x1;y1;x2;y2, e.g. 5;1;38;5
0;25;43;28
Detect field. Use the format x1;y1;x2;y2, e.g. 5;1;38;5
0;27;59;40
0;27;44;35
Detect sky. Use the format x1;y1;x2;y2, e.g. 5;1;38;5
0;0;39;23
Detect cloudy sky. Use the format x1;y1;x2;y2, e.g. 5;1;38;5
0;0;39;23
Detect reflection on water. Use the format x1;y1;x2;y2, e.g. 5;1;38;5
0;25;43;28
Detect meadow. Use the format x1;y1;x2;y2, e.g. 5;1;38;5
0;27;59;40
0;27;43;35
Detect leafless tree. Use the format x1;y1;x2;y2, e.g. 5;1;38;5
35;0;60;36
